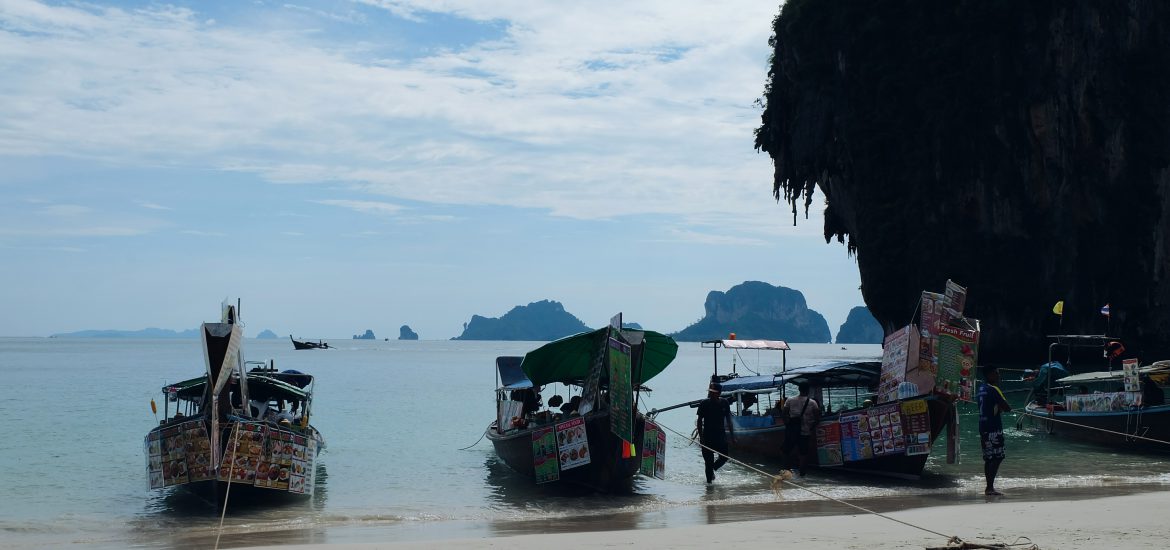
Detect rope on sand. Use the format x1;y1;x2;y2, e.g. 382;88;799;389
1016;409;1170;446
651;418;1040;550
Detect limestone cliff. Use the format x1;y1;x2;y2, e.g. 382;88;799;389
399;325;419;340
835;307;883;345
672;281;831;342
755;1;1170;361
453;300;590;341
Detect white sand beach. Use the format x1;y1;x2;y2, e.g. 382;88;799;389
241;490;1170;550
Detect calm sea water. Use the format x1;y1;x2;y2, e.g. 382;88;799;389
2;337;1168;548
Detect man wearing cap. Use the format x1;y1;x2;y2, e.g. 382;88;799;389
696;382;735;483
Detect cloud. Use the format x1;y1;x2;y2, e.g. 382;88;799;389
42;204;91;216
135;200;172;210
180;230;227;237
314;199;405;215
0;1;801;237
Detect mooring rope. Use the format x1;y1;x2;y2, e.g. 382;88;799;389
1016;408;1170;447
458;425;490;450
213;422;243;550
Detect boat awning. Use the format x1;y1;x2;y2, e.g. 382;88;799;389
496;356;533;390
521;327;679;387
702;339;790;351
719;361;881;394
1060;363;1170;384
163;373;312;401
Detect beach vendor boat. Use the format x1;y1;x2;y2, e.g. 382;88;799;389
1016;335;1170;450
485;319;677;491
145;301;325;503
652;280;975;479
290;335;331;350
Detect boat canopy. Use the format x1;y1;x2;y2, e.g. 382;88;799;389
163;372;312;402
702;339;790;351
496;356;533;390
521;327;678;387
719;361;881;394
1058;362;1170;384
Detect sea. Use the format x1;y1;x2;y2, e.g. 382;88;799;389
2;337;1169;549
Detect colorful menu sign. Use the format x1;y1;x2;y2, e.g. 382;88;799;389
532;425;560;483
814;420;844;466
918;291;945;378
640;420;666;479
839;412;873;462
937;325;978;401
556;417;591;471
900;399;932;455
218;422;267;484
608;337;633;444
182;421;215;482
867;403;906;457
1124;359;1140;392
878;325;917;403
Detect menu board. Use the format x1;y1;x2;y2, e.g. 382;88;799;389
900;399;932;455
608;337;633;444
639;420;666;479
255;429;296;491
878;325;915;403
839;412;872;462
1124;359;1140;392
1065;391;1142;412
145;431;164;489
556;417;591;471
159;425;189;487
918;291;945;377
814;420;844;466
532;426;560;483
182;421;215;482
937;325;978;401
867;403;906;457
218;422;267;484
944;279;968;313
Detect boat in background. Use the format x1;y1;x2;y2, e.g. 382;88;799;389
1017;334;1170;450
290;335;331;350
485;319;677;491
145;301;325;504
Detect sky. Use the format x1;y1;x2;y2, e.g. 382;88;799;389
0;0;863;340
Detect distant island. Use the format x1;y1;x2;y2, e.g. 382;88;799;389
672;281;831;343
453;300;590;341
834;306;883;344
50;327;199;338
399;325;419;340
256;329;278;339
353;329;376;340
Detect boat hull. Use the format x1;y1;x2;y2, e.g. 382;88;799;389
727;395;953;479
1021;403;1170;450
486;410;645;491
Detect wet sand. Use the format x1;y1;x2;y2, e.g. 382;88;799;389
225;484;1170;550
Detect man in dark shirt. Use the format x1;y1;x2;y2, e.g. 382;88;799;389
696;382;735;483
977;366;1011;496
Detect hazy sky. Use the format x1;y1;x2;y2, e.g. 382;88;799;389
0;0;863;339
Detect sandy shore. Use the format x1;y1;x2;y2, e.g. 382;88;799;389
240;490;1170;550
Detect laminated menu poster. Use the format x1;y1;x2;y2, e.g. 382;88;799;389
556;417;591;471
867;403;906;457
639;420;666;479
160;425;190;487
900;399;932;455
218;422;266;484
256;429;297;491
532;425;560;483
145;431;164;489
878;325;914;403
936;325;978;401
815;420;844;466
608;337;633;444
839;412;873;462
944;279;968;314
1124;359;1140;392
918;291;945;377
287;432;313;495
181;420;214;483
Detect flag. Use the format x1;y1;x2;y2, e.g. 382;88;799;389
1052;301;1064;315
1100;303;1111;317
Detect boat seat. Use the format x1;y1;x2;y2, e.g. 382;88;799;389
548;395;564;408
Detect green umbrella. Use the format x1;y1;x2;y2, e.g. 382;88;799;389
521;327;679;387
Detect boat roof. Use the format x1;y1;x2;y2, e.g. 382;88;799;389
702;339;790;351
1046;334;1118;347
1058;362;1170;384
164;371;313;401
520;327;678;387
719;361;881;394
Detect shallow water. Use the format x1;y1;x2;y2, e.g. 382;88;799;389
1;338;1167;548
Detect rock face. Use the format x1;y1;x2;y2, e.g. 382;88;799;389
454;300;590;341
755;2;1170;361
835;307;883;345
353;329;376;340
399;325;419;340
672;281;831;342
256;329;278;339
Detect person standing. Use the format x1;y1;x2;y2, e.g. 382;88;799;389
781;383;820;476
696;382;735;483
978;365;1011;496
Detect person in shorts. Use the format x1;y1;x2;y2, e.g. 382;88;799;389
781;383;820;476
977;365;1011;496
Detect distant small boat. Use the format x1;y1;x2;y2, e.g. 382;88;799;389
291;335;330;350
